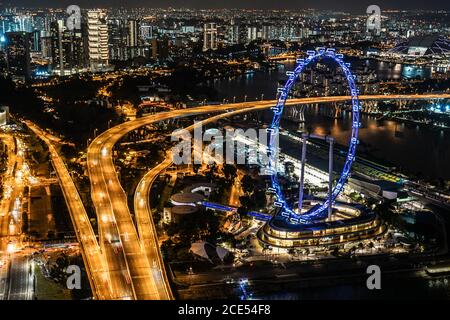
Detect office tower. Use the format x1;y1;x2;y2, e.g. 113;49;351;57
5;31;31;80
108;18;127;61
87;9;109;70
203;22;217;51
50;20;85;76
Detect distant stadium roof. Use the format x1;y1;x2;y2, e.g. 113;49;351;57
388;35;450;57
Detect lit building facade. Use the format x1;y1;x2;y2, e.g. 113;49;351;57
5;31;30;80
87;9;109;70
203;22;217;51
50;20;85;75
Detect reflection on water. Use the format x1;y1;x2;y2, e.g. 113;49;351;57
371;60;431;80
211;65;287;102
402;64;431;79
216;59;446;300
214;59;432;102
297;108;450;179
214;59;445;179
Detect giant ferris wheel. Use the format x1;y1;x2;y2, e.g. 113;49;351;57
266;48;361;225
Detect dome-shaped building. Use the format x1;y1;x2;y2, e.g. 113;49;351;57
388;35;450;57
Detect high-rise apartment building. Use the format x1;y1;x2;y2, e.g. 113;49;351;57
203;22;218;51
247;26;258;42
87;9;109;70
127;19;141;59
108;18;147;61
228;19;240;45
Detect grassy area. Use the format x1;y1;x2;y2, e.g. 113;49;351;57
34;265;72;300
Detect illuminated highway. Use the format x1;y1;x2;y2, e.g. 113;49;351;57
131;109;263;300
5;255;34;300
0;133;17;300
0;134;16;248
88;93;450;300
24;121;117;300
18;94;444;300
134;160;174;300
88;105;279;300
0;132;33;300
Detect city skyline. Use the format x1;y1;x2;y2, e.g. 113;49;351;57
3;0;450;11
0;3;449;304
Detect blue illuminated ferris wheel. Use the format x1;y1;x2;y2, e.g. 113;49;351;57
266;48;361;225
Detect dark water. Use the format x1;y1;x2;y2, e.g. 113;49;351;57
213;60;450;179
215;59;450;300
215;60;450;299
213;59;432;100
293;109;450;179
257;276;450;300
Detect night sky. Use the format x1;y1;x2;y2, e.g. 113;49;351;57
4;0;450;12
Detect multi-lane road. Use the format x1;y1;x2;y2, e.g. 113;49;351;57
131;108;266;300
0;133;17;300
12;94;448;300
87;93;450;300
0;132;33;300
24;121;115;300
5;254;34;300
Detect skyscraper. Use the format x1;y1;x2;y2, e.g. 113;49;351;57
50;20;85;76
108;18;127;61
203;23;218;51
87;9;109;70
127;19;141;59
5;31;30;80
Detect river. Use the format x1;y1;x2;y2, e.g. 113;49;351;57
212;60;450;180
213;59;450;299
